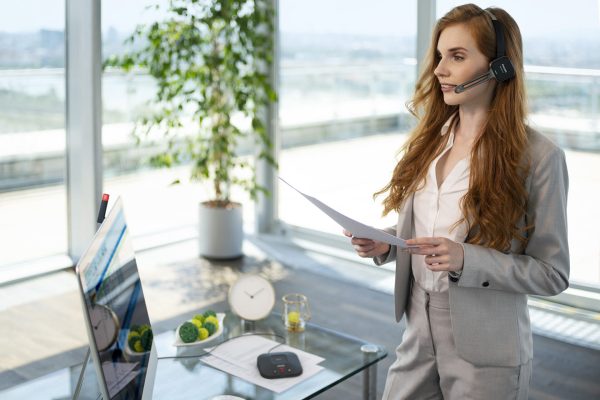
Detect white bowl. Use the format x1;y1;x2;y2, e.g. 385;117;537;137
173;313;226;347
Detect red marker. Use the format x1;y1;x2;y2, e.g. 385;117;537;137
97;193;110;224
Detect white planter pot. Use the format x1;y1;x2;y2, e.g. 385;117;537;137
198;201;243;259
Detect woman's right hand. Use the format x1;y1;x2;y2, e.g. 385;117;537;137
343;230;391;258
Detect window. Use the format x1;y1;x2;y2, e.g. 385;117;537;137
278;0;417;239
0;1;67;266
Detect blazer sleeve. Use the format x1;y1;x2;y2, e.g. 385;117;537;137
373;227;397;266
457;145;570;296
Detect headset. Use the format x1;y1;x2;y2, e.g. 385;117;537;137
454;9;516;94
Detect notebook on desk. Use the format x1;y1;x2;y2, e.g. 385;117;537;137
75;197;157;399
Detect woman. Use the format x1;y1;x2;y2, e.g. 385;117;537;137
345;4;569;399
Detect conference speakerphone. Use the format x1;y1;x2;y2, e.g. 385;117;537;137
257;351;303;379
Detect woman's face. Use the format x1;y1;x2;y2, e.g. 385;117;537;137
434;23;495;108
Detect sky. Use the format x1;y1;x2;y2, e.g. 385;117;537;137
0;0;599;38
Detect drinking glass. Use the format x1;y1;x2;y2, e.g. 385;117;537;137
282;293;310;332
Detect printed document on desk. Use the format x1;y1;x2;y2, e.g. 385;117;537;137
201;335;325;393
279;177;414;248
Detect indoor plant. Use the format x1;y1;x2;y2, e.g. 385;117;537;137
105;0;277;258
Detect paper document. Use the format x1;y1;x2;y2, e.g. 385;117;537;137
201;335;325;393
279;177;414;248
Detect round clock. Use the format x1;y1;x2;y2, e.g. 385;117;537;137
89;304;120;351
228;274;276;321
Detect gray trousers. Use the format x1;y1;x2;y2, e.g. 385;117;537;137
382;283;532;400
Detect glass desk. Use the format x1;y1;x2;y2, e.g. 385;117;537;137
74;311;387;400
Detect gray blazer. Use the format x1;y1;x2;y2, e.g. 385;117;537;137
375;128;570;367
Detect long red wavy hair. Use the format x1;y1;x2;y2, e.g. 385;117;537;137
375;4;531;251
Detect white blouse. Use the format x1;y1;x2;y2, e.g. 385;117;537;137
412;121;470;292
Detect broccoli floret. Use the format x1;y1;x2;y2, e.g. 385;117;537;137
204;316;219;329
203;310;217;319
127;332;141;349
190;319;203;330
203;321;217;336
179;321;199;343
133;340;144;352
140;328;153;351
198;327;209;340
192;314;205;324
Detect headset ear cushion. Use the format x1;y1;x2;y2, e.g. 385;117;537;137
490;56;515;82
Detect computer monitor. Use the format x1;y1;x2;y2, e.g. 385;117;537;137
75;197;157;399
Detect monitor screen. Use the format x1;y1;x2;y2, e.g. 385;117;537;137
76;197;156;400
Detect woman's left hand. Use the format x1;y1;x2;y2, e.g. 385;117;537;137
406;237;464;272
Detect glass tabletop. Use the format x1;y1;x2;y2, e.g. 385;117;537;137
78;311;387;400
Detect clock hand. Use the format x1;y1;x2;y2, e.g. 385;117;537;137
251;287;265;297
244;290;254;298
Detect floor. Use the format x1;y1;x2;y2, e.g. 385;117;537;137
0;236;599;399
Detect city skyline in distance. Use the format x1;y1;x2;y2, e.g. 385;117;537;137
0;0;599;39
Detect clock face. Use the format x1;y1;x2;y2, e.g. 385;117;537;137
89;304;120;351
228;275;276;321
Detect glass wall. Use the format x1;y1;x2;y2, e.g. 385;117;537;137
437;0;600;286
278;0;417;235
2;0;597;291
0;1;67;266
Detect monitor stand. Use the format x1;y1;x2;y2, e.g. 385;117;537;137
72;348;91;400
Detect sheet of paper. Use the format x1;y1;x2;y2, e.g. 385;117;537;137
279;177;415;248
201;335;325;393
